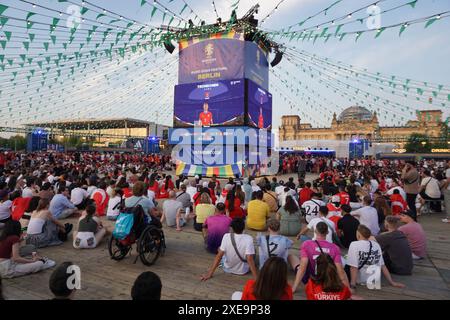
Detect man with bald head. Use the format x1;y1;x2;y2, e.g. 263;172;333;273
161;190;185;231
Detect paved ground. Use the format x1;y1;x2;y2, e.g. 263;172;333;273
3;173;450;300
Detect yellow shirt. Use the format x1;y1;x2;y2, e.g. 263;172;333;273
195;204;216;224
246;200;270;231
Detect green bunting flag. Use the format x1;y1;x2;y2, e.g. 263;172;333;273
375;27;386;38
409;0;418;8
399;24;407;36
141;0;147;6
26;12;36;20
0;4;8;15
0;17;9;27
3;31;11;41
151;6;158;19
29;33;35;42
180;4;188;15
23;41;30;51
96;13;106;20
81;7;89;15
324;0;342;15
425;18;437;28
43;42;49;51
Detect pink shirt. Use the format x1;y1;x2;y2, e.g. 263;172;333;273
399;222;427;258
301;240;342;273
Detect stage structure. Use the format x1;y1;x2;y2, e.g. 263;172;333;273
167;5;281;178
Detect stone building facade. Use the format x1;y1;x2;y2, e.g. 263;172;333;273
279;106;444;143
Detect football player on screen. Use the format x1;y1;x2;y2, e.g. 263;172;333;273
199;102;213;126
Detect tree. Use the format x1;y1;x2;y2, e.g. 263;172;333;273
405;133;431;153
8;135;27;151
431;122;449;149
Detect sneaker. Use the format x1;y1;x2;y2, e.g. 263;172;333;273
41;258;56;269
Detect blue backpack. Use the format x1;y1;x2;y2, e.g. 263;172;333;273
112;199;144;240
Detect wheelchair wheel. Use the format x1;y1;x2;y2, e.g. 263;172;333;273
108;236;131;261
137;226;162;266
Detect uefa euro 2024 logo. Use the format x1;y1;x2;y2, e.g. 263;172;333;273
204;43;214;59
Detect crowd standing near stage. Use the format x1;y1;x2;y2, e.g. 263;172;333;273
0;150;449;300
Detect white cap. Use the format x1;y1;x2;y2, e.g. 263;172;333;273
195;175;200;179
202;181;209;188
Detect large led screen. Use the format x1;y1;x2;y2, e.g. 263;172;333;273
247;80;273;130
174;79;245;127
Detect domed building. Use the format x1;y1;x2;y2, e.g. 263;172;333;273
338;106;373;122
279;107;443;143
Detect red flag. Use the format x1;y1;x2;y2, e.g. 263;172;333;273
11;197;32;221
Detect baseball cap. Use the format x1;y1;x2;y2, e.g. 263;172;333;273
331;195;340;203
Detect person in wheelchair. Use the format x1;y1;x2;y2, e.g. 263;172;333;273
124;181;161;229
109;181;165;266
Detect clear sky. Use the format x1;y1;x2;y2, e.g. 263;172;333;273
0;0;449;130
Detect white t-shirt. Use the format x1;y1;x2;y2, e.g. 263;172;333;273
386;187;407;201
351;206;380;236
302;199;325;223
421;177;441;199
446;169;450;191
87;186;97;197
71;187;88;206
370;179;379;193
22;187;34;198
47;174;56;184
219;233;255;275
186;186;197;202
107;196;122;218
346;240;384;284
275;185;285;196
307;217;335;243
0;200;12;221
